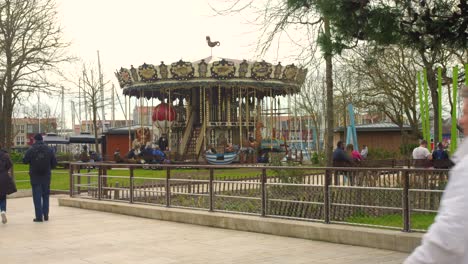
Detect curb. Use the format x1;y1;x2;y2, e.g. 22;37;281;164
58;197;422;253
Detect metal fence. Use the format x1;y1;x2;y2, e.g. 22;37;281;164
68;163;448;232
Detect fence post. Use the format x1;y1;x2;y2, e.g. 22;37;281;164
69;164;74;197
129;167;134;204
77;165;82;194
402;170;410;232
209;168;214;212
188;175;192;194
261;168;267;217
166;167;171;207
97;166;102;200
324;169;330;224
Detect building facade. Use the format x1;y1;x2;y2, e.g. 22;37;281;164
12;117;57;147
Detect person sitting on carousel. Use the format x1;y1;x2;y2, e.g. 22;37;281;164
225;143;234;153
258;150;269;163
206;145;217;154
152;145;166;164
247;136;257;154
140;142;154;164
114;148;124;163
125;148;137;163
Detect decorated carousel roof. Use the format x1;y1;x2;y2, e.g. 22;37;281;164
115;56;307;99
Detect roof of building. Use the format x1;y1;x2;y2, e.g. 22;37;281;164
105;125;153;135
42;133;69;144
334;122;412;132
69;133;102;143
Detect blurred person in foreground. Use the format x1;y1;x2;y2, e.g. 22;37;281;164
405;85;468;263
0;145;16;224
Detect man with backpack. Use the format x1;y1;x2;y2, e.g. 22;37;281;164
23;133;57;222
432;142;451;169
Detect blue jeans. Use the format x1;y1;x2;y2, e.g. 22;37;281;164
32;183;50;220
0;194;6;211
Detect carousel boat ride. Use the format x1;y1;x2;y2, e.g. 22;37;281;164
115;50;307;164
205;152;238;165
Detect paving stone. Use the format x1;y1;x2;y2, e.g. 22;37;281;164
1;196;409;263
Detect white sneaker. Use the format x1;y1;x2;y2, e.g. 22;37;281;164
1;211;6;224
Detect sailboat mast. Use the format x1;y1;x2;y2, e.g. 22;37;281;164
97;50;105;132
78;78;82;133
61;86;65;135
83;70;88;132
111;84;115;128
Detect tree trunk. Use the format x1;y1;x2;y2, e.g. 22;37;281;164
324;17;334;166
93;108;100;155
426;66;440;143
3;85;14;150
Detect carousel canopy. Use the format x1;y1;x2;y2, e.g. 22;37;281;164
42;133;69;144
115;56;307;99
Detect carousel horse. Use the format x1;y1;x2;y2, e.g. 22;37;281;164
135;127;151;145
255;121;264;144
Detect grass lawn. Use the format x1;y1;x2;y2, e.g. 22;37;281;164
346;213;436;230
12;164;277;191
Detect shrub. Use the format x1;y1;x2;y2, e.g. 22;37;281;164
400;143;419;158
9;151;24;163
367;148;398;159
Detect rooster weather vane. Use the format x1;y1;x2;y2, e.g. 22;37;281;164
206;36;220;57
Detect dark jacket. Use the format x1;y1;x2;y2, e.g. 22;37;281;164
0;150;16;195
23;141;57;185
332;147;352;167
158;137;168;151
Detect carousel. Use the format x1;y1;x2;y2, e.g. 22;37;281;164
114;43;307;164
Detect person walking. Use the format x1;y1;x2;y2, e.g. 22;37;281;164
405;85;468;263
0;146;16;224
23;133;57;222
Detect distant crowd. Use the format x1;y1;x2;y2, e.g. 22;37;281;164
332;139;451;168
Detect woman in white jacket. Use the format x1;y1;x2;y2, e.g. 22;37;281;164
405;86;468;264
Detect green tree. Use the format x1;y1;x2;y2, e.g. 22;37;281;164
302;0;467;142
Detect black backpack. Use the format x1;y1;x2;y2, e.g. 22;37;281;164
31;145;51;174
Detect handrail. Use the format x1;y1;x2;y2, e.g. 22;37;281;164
69;162;449;232
194;120;206;159
177;111;194;156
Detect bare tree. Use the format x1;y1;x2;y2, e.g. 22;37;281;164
0;0;70;149
80;64;110;155
345;46;420;141
295;72;325;152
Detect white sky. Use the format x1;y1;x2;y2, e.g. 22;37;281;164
49;0;305;128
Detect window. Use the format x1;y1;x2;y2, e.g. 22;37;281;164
16;136;25;146
27;124;33;133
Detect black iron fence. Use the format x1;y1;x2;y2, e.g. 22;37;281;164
68;163;448;232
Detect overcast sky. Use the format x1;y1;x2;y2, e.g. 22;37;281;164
49;0;305;127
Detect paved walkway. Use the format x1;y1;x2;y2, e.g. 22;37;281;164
1;196;409;263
